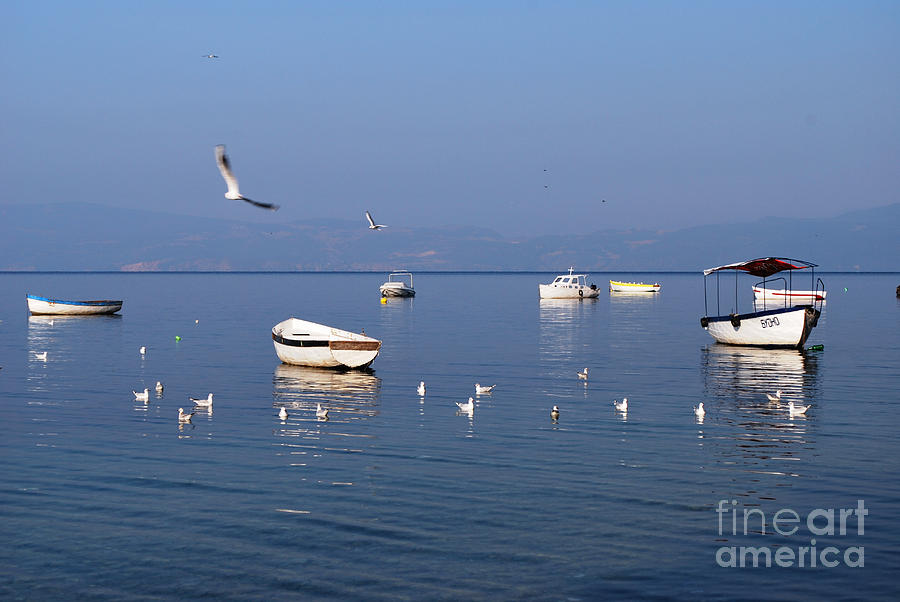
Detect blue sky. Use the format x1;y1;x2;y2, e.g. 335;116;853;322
2;1;898;236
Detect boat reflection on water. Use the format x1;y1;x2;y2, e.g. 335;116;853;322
538;299;600;397
272;364;381;439
700;345;821;501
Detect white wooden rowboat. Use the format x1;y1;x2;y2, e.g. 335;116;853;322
27;294;123;315
272;317;381;369
700;257;824;349
609;280;660;293
752;286;826;303
539;267;601;299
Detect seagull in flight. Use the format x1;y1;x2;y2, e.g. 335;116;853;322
365;211;386;230
215;145;280;211
203;53;219;59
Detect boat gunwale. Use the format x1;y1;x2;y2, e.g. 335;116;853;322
27;294;123;307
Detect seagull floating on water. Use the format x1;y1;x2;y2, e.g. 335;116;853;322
788;402;810;416
456;397;474;413
155;381;164;394
133;388;149;402
178;407;195;422
417;381;426;396
577;368;589;380
551;405;560;420
316;403;329;418
474;383;496;395
365;211;386;230
694;402;705;419
766;390;782;402
613;398;628;412
190;393;213;407
33;351;48;361
139;346;146;356
215;145;280;211
279;407;288;420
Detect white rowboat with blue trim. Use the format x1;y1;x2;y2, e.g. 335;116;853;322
27;294;123;315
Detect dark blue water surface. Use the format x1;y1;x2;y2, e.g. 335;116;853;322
1;272;898;600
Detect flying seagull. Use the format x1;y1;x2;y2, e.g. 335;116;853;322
365;211;386;230
203;53;219;59
214;145;279;211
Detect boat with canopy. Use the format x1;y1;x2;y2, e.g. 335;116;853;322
700;257;824;349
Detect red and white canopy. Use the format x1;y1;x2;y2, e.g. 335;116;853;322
702;257;816;278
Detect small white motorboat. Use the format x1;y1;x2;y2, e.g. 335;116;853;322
609;280;661;293
272;317;381;369
539;268;600;299
379;271;415;297
700;257;824;349
27;294;122;315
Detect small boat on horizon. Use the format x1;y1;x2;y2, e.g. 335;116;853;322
539;268;600;299
272;317;381;369
700;257;824;349
26;294;123;316
379;271;415;297
609;280;661;293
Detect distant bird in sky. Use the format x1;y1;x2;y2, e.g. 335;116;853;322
133;388;149;402
203;53;219;59
551;405;560;420
214;145;280;211
788;402;810;416
456;397;474;413
316;403;329;418
474;383;496;395
365;211;386;230
417;381;426;396
191;393;213;408
279;406;288;420
766;390;782;402
178;407;195;422
694;402;705;419
577;368;589;380
613;398;628;412
33;351;48;361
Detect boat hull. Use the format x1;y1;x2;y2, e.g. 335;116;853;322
538;284;601;299
379;285;415;297
272;318;381;369
609;280;660;293
753;287;826;303
27;294;123;315
701;306;820;349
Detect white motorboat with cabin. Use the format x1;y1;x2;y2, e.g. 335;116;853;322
27;294;123;315
539;268;601;299
700;258;824;349
379;271;415;297
272;317;381;369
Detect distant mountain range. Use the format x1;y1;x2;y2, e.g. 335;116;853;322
1;202;897;272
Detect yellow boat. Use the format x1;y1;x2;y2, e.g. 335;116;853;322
609;280;660;293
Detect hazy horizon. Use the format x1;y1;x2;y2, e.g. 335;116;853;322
2;2;898;241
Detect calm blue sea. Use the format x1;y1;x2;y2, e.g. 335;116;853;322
1;272;898;600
